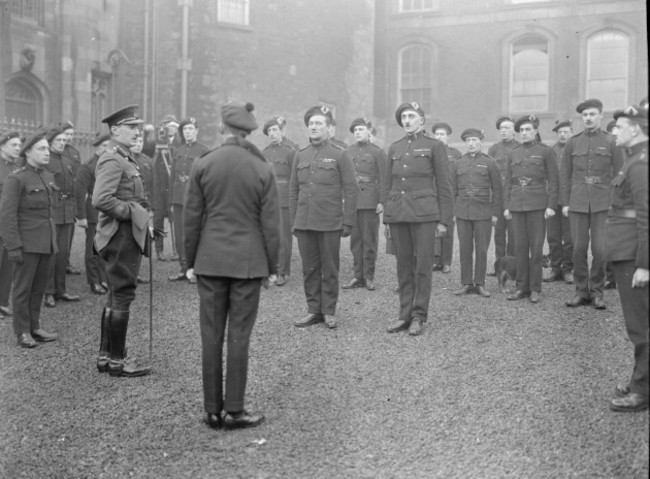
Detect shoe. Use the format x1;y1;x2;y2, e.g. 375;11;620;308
204;412;223;430
31;329;57;342
90;283;107;295
454;285;473;296
342;278;364;289
365;279;375;291
168;272;187;282
441;265;451;274
507;290;528;301
55;293;80;302
432;263;442;272
610;393;649;412
543;270;562;282
563;272;574;284
276;275;287;286
294;313;323;328
223;410;264;429
66;265;81;275
0;305;12;316
593;297;607;310
476;286;491;298
529;291;541;303
97;356;109;373
565;296;591;308
408;318;423;336
604;280;617;290
108;357;152;377
324;315;337;329
137;275;150;284
43;294;56;308
614;384;631;398
17;332;37;348
387;320;410;333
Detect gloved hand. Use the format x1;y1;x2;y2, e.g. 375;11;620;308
341;225;352;237
138;198;151;211
263;274;277;289
152;227;167;239
7;249;23;264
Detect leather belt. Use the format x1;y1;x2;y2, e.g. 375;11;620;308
60;193;71;199
516;177;540;186
585;176;602;184
357;175;375;183
609;208;636;219
459;186;490;197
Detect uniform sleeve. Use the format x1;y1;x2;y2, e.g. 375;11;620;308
487;143;497;158
74;164;91;220
629;160;649;269
504;151;513;209
0;175;23;251
183;160;205;269
559;138;574;206
488;160;503;217
259;165;281;275
432;141;453;226
339;151;358;227
545;148;559;209
288;150;299;227
92;156;131;220
152;151;168;213
382;146;395;223
168;149;178;209
450;159;458;198
376;147;388;205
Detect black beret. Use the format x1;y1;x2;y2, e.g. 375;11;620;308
395;101;425;127
613;104;649;127
263;116;287;136
576;98;603;113
19;132;48;158
179;117;199;131
304;105;333;126
605;120;617;133
45;127;66;143
514;114;540;132
222;101;258;132
460;128;484;141
102;104;144;127
495;116;515;130
349;117;372;133
431;122;452;135
0;131;20;146
552;119;572;133
639;97;649;110
92;133;111;147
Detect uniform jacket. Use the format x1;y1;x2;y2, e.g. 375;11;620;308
488;139;520;189
505;141;559;212
263;142;295;208
92;141;149;253
447;146;462;161
75;154;100;223
453;152;503;221
133;152;154;201
345;141;387;210
382;131;453;225
559;128;618;213
0;164;57;254
0;154;21;199
289;139;358;231
551;142;567;206
63;144;81;177
184;136;280;278
169;141;209;206
47;150;76;225
152;143;172;215
606;141;648;269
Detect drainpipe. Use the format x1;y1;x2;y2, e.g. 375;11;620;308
178;0;192;118
143;0;150;120
151;1;158;123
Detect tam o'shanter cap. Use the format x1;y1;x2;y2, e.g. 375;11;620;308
576;98;603;113
431;122;452;135
0;131;20;146
514;114;540;132
395;101;425;127
19;131;47;158
102;105;144;127
45;127;65;142
59;121;74;130
460;128;484;141
552;119;572;133
349;117;372;133
495;116;514;130
179;117;199;131
222;101;258;132
304;105;333;126
92;132;111;147
263;116;287;136
613;104;649;126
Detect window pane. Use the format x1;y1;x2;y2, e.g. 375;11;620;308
510;36;549;112
587;31;629;108
399;45;433;112
218;0;250;26
399;0;438;12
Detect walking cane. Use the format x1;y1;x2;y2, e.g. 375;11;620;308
148;227;154;361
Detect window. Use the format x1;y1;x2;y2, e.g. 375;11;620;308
586;31;629;109
510;0;550;4
217;0;250;26
398;44;433;113
510;35;549;112
399;0;438;12
10;0;43;24
5;78;42;125
91;72;111;132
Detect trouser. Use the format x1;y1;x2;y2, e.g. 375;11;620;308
391;221;436;322
198;275;261;414
278;207;292;276
99;222;142;312
172;205;186;270
457;218;492;287
12;252;53;335
0;240;13;307
494;212;515;260
613;260;649;397
546;204;573;275
512;210;545;293
295;229;341;315
153;206;169;254
85;222;107;285
433;218;455;267
350;209;379;281
570;210;607;299
46;223;74;295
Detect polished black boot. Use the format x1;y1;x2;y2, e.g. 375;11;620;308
97;308;111;372
108;310;151;378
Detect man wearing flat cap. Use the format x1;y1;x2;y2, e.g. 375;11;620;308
452;128;502;298
341;117;386;291
431;122;462;274
263;116;296;286
92;104;152;377
383;101;453;336
0;131;23;318
184;101;280;430
168;117;209;283
504;115;559;304
289;105;358;330
544;120;574;285
560;98;619;310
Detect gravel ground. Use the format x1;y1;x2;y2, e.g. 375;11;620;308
0;226;648;479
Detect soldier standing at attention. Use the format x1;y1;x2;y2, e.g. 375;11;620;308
168;118;209;284
92;105;152;377
431;122;461;274
560;99;618;310
452;128;502;298
383;102;453;336
504;115;559;304
131;131;156;285
0;132;58;348
289;105;358;330
263;116;296;286
60;121;82;276
341;117;386;291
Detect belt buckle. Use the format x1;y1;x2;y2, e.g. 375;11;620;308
466;188;476;196
518;178;529;186
585;176;594;184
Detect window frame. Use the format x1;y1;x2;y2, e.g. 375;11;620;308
508;33;551;114
216;0;250;27
397;43;435;115
585;30;630;110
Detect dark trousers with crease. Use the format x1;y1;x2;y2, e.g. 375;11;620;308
198;275;261;414
434;218;454;267
172;204;186;271
494;213;515;260
296;229;341;315
391;221;436;322
0;241;13;307
457;218;491;287
12;252;53;335
546;204;573;275
570;210;607;299
613;260;648;397
46;223;73;295
512;210;545;293
85;222;107;285
99;222;142;312
350;209;379;281
278;207;292;276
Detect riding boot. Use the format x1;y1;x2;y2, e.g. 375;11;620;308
108;310;151;378
97;308;111;372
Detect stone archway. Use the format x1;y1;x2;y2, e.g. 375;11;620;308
4;71;50;127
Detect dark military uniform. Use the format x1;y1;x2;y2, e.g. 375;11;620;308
453;152;502;288
169;141;209;274
605;141;648;402
63;143;81;262
133;152;154;201
488;139;520;260
435;145;462;268
263;140;296;278
546;141;573;278
152;142;173;256
0;164;57;336
289;139;358;316
45;149;77;298
0;152;21;311
383;131;453;324
505;141;559;294
345;140;387;284
560;128;618;301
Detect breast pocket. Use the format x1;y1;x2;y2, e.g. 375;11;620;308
24;187;49;210
412;189;436;217
529;157;546;177
571;148;589;170
126;171;145;198
296;162;311;184
315;162;338;186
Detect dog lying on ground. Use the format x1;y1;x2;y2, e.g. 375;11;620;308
494;254;551;293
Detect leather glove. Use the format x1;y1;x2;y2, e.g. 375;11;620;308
341;225;352;237
7;249;23;264
138;198;151;211
153;227;167;239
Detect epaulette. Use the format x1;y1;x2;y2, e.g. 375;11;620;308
331;142;345;150
570;131;584;138
299;145;310;152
